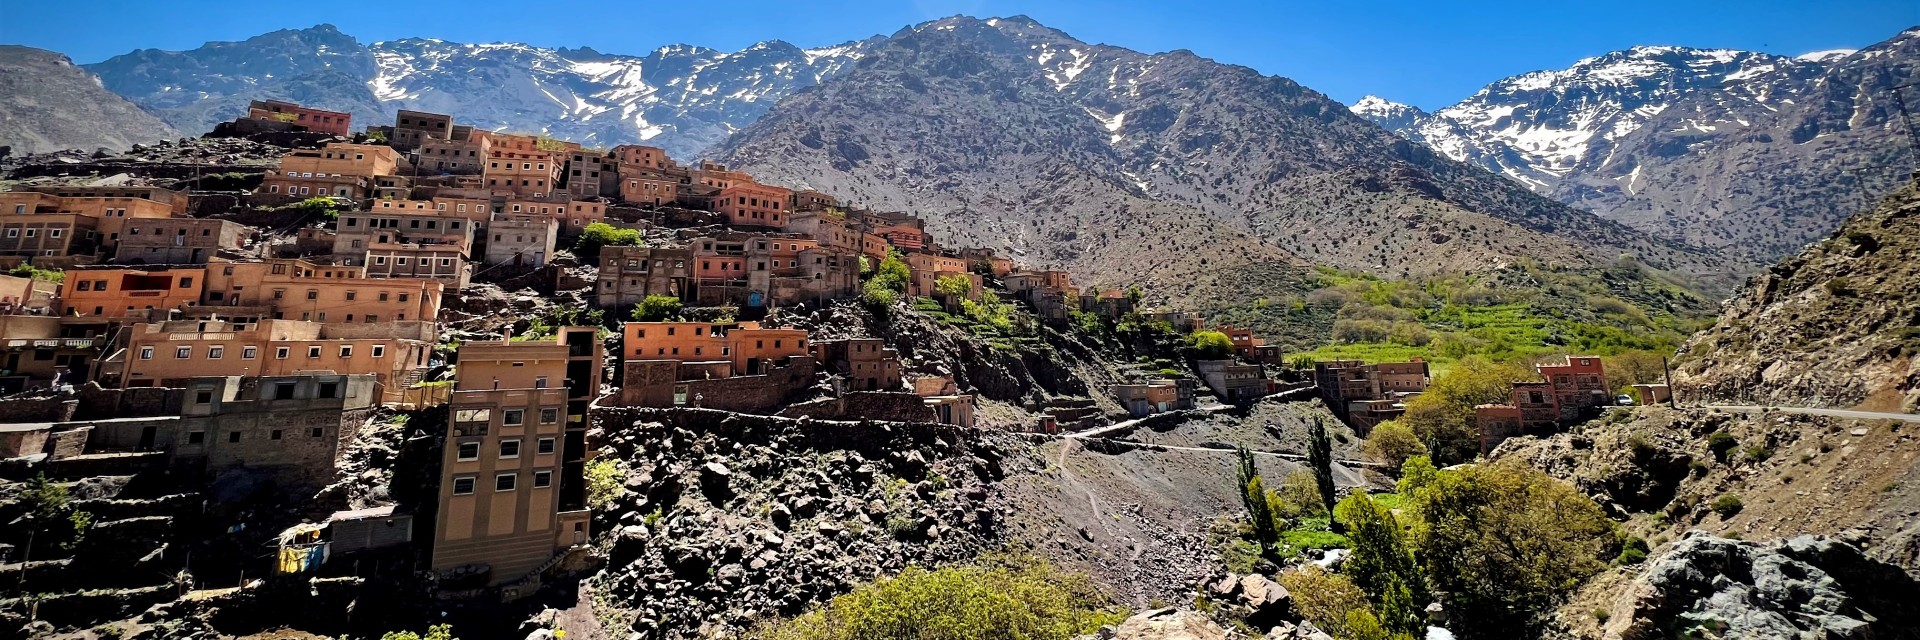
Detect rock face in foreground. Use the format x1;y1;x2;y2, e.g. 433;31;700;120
0;45;178;154
1602;534;1920;640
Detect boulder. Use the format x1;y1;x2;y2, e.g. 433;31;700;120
1113;608;1229;640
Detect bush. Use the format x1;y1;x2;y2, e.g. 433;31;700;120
754;556;1126;640
1277;566;1411;640
1188;330;1234;359
1615;536;1649;565
381;624;457;640
1825;277;1852;296
7;264;64;283
294;196;343;220
585;458;625;509
575;222;641;258
1744;445;1772;463
1363;421;1426;473
1402;357;1538;465
1334;493;1427;635
631;294;684;322
1711;494;1743;518
1706;432;1738;463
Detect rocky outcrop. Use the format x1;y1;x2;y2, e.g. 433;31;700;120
1675;181;1920;412
0;45;178;155
1601;533;1920;640
586;407;1028;639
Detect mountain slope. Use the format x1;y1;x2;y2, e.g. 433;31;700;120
83;25;877;158
711;16;1716;306
1356;27;1920;265
0;45;179;154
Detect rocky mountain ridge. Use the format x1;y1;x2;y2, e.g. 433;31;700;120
83;24;879;159
1355;27;1920;265
710;15;1717;310
0;45;180;155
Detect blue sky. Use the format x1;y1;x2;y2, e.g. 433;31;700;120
3;0;1915;109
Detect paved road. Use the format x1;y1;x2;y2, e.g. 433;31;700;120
1700;405;1920;423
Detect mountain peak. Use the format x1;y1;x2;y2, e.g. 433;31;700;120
1795;48;1857;62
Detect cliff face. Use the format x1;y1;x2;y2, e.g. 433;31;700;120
1674;180;1920;412
0;46;178;154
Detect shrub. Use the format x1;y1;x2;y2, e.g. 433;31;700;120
1334;493;1427;634
1277;566;1400;640
1825;277;1852;296
294;196;343;220
1614;536;1649;565
1706;432;1738;463
1744;445;1772;463
585;458;625;509
1187;330;1234;359
934;273;974;298
1402;357;1538;465
631;294;684;322
1711;494;1743;518
754;556;1126;640
7;263;64;283
1362;421;1426;474
574;222;641;258
381;624;458;640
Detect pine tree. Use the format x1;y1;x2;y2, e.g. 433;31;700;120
1235;447;1278;554
1308;418;1339;530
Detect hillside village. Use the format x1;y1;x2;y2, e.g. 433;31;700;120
0;92;1915;640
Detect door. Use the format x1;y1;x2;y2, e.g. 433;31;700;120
138;426;156;451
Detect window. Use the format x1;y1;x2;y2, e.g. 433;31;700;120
537;437;555;454
139;346;154;360
495;473;517;492
339;345;353;358
500;439;520;458
228;431;242;443
534;375;548;389
318;382;339;398
175;346;191;359
274;383;295;400
306;290;318;300
452;476;475;495
307;346;321;359
310;427;323;438
345;291;356;301
503;409;525;426
540;408;559;424
457;442;480;461
275;346;290;359
371;345;386;358
194;389;214;404
207;346;224;359
186;431;205;444
270;429;282;440
533;470;553;488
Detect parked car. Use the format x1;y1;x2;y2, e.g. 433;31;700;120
1616;394;1635;406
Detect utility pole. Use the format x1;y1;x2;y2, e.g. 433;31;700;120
1662;355;1676;409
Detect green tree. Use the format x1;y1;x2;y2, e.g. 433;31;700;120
757;556;1125;640
934;273;974;298
1363;420;1426;473
1124;284;1144;304
1308;418;1338;528
574;222;641;258
295;196;343;221
1401;357;1537;465
1335;493;1427;635
1235;447;1278;553
1278;566;1416;640
1277;470;1325;518
1395;455;1438;496
7;263;64;283
585;458;625;509
1188;330;1234;359
1407;461;1617;639
631;294;684;322
869;252;911;293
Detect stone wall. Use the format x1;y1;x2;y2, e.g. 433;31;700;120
45;426;89;460
777;391;937;423
680;358;817;414
0;396;77;422
76;384;183;420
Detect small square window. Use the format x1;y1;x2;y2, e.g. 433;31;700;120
540;408;559;424
276;347;290;359
537;437;555;454
533;470;553;488
270;429;282;440
500;439;520;458
310;427;324;438
452;477;475;495
457;442;480;461
503;409;525;426
228;431;241;443
187;431;205;444
495;473;517;492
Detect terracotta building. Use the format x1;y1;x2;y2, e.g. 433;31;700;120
913;376;977;428
594;245;693;309
618;168;681;207
611;145;675;171
503;195;605;233
482;217;559;268
113;218;253;265
563;151;620;198
172;373;379;487
1474;356;1610;452
16;185;190;216
486;150;562;197
262;143;401;200
417;130;493;175
1312;359;1430;430
391;110;454;151
623;321;809;377
120;319;433;401
789;190;837;212
247;100;352;136
904;253;973;299
433;329;600;591
60;265;205;318
1536;355;1610;420
0;315;103;390
0;188;180;259
202;258;443;323
1112;379;1195;417
713;182;793;229
333;210;476;288
811;338;900;392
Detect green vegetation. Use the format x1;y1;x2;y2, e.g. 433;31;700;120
861;252;912;317
1706;431;1739;463
7;263;63;283
21;473;92;550
754;556;1127;640
1188;330;1234;359
1308;419;1338;524
1400;357;1537;465
933;273;974;298
1235;447;1279;553
1711;494;1744;518
381;624;458;640
574;222;642;258
1407;461;1617;639
585;458;625;509
1615;536;1650;565
1277;566;1416;640
1334;493;1427;636
1362;421;1426;474
516;306;607;341
1277;517;1351;560
1283;264;1711;378
294;196;343;221
631;294;684;322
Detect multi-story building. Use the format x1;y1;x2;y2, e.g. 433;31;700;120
618;169;680;207
0;188;180;258
502;195;605;233
713;182;792;229
1474;356;1610;452
59;265;205;318
623;321;809;377
1197;359;1269;404
202;258;443;323
171;373;378;487
789;190;837;212
433;329;599;591
262;143;402;200
594;245;693;309
482;217;558;268
810;338;900;392
913;376;977;428
16;185;190;216
610;145;674;171
1312;359;1430;429
562;151;619;198
875;224;926;252
120;319;432;400
1112;379;1195;417
391;110;454;151
333;210;476;288
0;315;103;390
417;130;493;175
113;218;253;265
246;100;353;136
0;274;57;315
904;253;973;298
485;150;562;197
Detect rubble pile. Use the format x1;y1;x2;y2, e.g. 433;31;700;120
586;407;1035;639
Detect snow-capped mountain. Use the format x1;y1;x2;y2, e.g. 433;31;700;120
1355;28;1919;263
1355;45;1824;191
84;25;878;159
1348;95;1430;134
